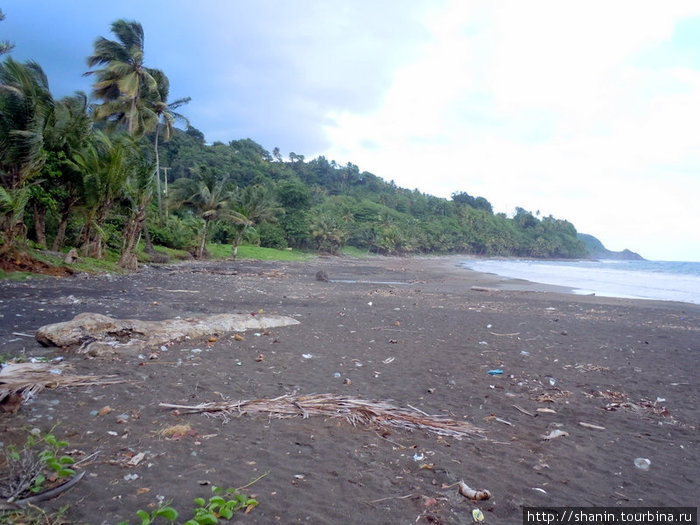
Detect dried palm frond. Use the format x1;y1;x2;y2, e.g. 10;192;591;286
0;362;125;406
160;393;486;439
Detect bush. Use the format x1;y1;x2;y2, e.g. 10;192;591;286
258;222;287;249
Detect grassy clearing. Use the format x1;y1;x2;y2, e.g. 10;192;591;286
340;245;373;258
206;243;313;261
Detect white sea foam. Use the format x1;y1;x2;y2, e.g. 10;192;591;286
461;259;700;304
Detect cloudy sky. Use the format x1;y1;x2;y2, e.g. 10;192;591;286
3;1;700;261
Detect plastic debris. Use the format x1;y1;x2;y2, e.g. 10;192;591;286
487;369;503;375
302;354;313;359
123;473;139;481
541;429;569;440
634;458;651;471
472;508;485;522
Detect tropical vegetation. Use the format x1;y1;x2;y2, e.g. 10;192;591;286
0;17;588;275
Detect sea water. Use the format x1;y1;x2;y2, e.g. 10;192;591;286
461;259;700;305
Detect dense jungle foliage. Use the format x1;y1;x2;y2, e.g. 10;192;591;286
0;16;587;270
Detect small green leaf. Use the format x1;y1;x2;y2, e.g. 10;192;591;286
56;440;69;448
45;433;57;446
211;485;222;494
154;507;179;521
195;514;218;525
210;496;226;506
194;497;206;507
219;507;233;519
58;467;76;477
59;455;76;464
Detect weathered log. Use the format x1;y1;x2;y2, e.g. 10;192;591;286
36;312;300;355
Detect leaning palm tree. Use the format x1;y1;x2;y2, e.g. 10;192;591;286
85;19;158;137
0;58;53;190
146;69;190;223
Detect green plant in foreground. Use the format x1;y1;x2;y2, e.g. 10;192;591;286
119;486;258;525
187;486;258;525
1;427;76;501
115;503;179;525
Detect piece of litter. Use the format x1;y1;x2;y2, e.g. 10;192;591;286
532;487;547;494
578;422;606;430
127;452;145;466
634;458;651;471
382;357;395;364
302;354;313;359
541;429;569;440
656;397;666;403
106;431;118;436
472;508;485;522
123;473;139;481
537;408;557;414
413;453;425;461
487;369;503;375
520;350;530;356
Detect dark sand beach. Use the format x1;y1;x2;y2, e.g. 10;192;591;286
0;255;698;524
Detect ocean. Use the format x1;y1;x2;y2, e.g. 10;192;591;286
460;259;700;305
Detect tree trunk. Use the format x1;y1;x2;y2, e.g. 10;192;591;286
154;124;163;224
33;201;47;249
119;207;146;270
197;220;210;259
142;220;155;253
52;195;77;251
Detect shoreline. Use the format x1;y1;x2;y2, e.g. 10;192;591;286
1;255;697;523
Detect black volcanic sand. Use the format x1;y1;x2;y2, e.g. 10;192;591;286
0;256;698;524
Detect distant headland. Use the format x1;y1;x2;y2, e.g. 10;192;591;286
578;233;645;261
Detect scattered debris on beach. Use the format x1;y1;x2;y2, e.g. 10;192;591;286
160;393;486;439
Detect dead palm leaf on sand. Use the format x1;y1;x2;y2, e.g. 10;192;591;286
160;393;486;439
0;362;126;408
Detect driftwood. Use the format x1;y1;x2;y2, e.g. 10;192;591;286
0;471;85;510
0;362;125;408
160;393;486;439
35;312;300;355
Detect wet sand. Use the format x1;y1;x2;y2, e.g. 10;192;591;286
0;255;698;524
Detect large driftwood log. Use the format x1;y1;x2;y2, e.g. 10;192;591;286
35;312;300;356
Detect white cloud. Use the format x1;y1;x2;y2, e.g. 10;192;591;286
319;1;700;260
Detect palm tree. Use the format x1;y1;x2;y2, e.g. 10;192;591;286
73;132;132;258
171;173;230;259
0;58;53;190
118;149;154;269
1;9;15;56
85;19;158;137
146;69;190;223
227;185;281;259
0;185;30;254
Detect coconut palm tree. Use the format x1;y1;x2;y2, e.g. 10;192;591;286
227;185;281;259
118;149;154;269
85;19;158;137
73;132;132;258
146;69;190;223
171;173;230;259
0;58;53;190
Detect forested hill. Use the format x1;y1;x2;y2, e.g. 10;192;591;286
0;15;588;267
157;127;588;258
